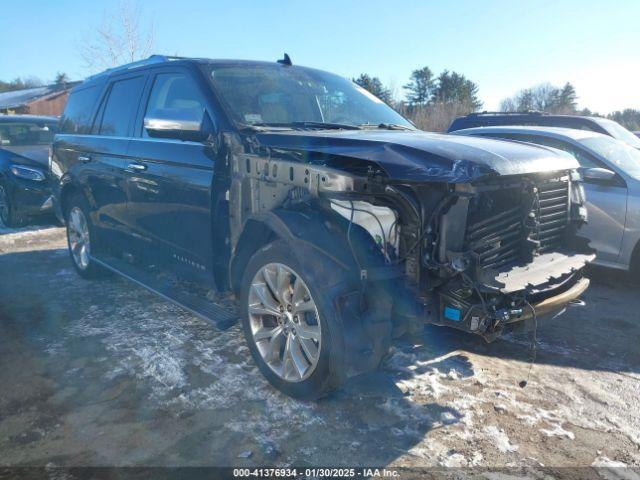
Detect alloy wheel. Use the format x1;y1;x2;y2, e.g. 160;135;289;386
67;207;91;270
248;263;321;382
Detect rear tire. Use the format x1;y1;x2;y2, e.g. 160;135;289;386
0;183;24;228
240;239;346;399
65;193;104;279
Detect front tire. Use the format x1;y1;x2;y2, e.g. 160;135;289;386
65;193;103;278
240;240;345;399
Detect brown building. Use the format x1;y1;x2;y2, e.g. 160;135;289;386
0;82;80;116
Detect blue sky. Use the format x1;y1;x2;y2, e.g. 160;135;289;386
1;0;639;112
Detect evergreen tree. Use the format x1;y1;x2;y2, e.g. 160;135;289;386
54;72;70;85
556;82;578;113
353;74;392;103
403;67;435;105
432;70;482;110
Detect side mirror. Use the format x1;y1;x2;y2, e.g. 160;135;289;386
144;108;210;142
581;167;617;184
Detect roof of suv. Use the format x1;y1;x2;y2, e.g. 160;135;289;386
82;54;313;84
453;125;606;141
447;111;607;133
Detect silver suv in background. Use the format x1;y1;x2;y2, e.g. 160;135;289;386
447;112;640;150
453;126;640;274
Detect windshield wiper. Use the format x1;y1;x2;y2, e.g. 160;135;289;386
237;123;271;132
253;121;362;131
359;123;415;131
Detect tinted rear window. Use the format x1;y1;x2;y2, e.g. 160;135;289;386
97;76;146;137
60;85;101;134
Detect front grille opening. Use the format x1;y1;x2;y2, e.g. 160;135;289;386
465;177;570;271
530;180;570;253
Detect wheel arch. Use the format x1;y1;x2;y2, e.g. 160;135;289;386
229;217;281;293
59;182;84;221
229;206;369;294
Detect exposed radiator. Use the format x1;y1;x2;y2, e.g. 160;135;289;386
465;177;570;271
530;179;570;253
466;205;524;270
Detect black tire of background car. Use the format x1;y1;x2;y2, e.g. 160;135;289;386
0;182;24;228
240;239;346;399
65;193;105;279
631;242;640;284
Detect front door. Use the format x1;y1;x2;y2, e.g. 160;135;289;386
581;179;628;264
125;69;217;280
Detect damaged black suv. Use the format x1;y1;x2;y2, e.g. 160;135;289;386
51;55;594;399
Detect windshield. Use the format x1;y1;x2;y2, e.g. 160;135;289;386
0;121;57;146
206;64;413;129
579;135;640;180
595;118;640;149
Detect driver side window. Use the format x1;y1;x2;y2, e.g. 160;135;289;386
143;73;207;138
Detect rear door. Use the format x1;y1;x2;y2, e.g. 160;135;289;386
85;74;148;247
54;75;147;248
125;67;217;279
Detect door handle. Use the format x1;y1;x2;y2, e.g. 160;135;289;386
127;162;147;172
78;155;91;163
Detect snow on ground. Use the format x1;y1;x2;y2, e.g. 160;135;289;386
1;223;640;473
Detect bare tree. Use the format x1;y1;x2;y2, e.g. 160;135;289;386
79;0;155;72
499;82;578;114
0;77;44;93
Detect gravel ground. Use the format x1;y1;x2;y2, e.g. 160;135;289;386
1;223;639;477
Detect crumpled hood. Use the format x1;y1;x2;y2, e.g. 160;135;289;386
254;129;579;182
0;145;49;167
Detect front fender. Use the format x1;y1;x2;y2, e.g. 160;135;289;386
230;205;391;290
230;205;395;376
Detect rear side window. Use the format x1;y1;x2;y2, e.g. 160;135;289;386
60;85;101;134
97;76;146;137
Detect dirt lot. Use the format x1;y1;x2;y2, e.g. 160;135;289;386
1;223;639;476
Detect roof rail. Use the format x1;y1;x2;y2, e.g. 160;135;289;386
86;55;185;81
468;110;546;117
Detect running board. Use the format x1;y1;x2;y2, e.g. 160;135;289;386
92;254;239;330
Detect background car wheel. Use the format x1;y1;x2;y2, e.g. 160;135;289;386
65;194;104;279
0;183;24;228
240;239;345;399
631;242;640;284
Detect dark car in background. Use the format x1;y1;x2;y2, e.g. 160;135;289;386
51;55;594;399
0;115;57;227
447;112;640;150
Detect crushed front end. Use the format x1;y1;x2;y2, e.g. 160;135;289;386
227;130;594;344
414;172;594;340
